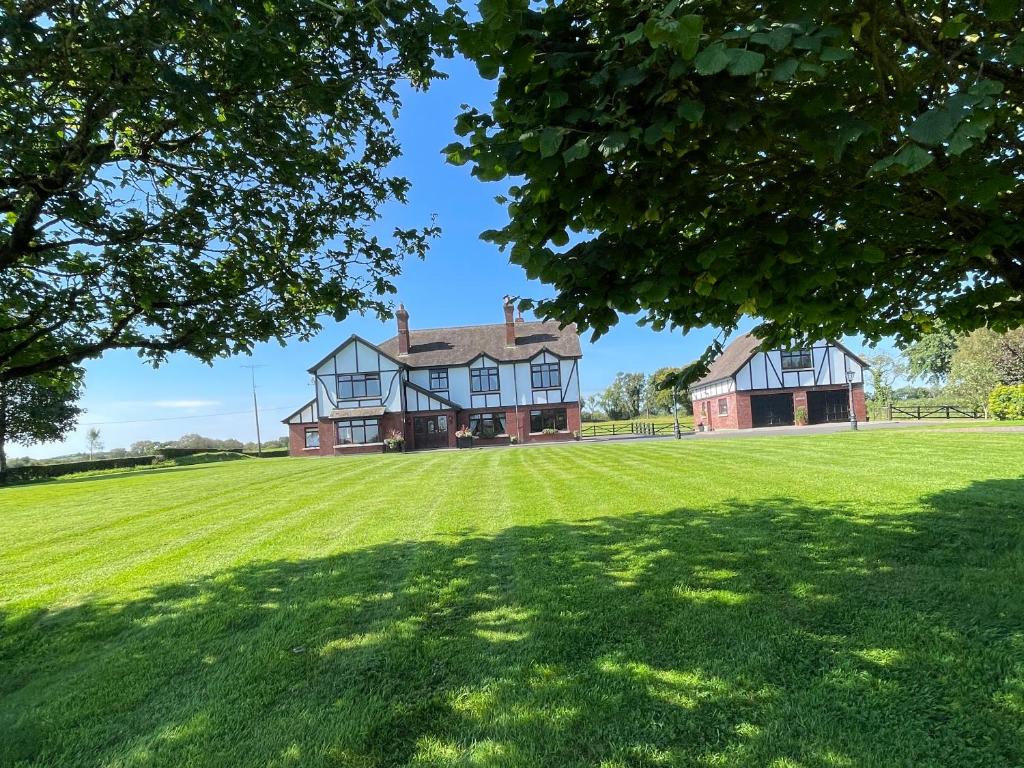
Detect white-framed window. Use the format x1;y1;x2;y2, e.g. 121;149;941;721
336;418;380;445
304;428;320;448
531;362;560;389
780;348;813;371
530;408;567;432
470;367;499;393
470;412;506;437
337;373;381;399
718;398;729;416
429;368;448;390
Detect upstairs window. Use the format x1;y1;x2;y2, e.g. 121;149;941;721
337;373;380;399
531;362;561;389
470;366;500;393
429;368;448;391
780;348;813;371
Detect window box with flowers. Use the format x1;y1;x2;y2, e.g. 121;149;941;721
455;426;474;449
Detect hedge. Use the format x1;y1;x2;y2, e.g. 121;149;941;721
1;455;157;484
988;384;1024;420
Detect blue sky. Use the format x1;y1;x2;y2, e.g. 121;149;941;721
17;57;886;459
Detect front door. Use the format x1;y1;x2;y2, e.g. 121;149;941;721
413;415;449;449
807;389;849;424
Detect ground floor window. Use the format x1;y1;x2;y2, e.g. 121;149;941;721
336;418;380;445
470;412;506;437
718;398;729;416
530;408;567;432
304;428;320;448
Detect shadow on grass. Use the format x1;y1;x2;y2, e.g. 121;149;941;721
2;480;1022;767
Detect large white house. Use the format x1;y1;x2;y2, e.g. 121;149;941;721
283;299;583;454
689;333;868;429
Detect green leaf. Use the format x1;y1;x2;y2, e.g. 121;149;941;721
539;127;563;158
677;98;705;123
674;14;703;59
562;139;590;163
519;131;539;152
766;27;793;51
908;109;955;146
548;90;569;109
726;49;765;76
771;58;799;81
442;142;467;165
969;79;1003;97
947;117;991;156
862;245;885;263
820;46;853;61
893;145;935;174
599;131;630;157
550;229;569;247
623;23;644;45
694;43;730;75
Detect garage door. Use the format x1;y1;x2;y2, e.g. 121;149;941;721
807;389;849;424
750;394;794;427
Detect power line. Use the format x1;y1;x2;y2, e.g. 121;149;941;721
79;404;293;427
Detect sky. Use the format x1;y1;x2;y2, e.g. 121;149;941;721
16;56;888;459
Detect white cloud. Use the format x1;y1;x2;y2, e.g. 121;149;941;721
152;399;221;409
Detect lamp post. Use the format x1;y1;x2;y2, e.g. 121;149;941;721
672;384;681;439
846;370;858;431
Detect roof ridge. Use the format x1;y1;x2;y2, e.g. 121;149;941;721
405;319;556;335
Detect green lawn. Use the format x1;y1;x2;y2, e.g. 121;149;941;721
2;432;1023;767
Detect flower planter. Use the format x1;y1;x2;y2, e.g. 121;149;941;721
456;436;474;449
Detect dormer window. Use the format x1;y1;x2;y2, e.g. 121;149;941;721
780;348;813;371
470;366;499;393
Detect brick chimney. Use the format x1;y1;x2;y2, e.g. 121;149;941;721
503;296;516;346
396;303;410;355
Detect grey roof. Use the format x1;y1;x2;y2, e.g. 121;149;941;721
691;333;764;389
377;320;582;367
404;379;461;409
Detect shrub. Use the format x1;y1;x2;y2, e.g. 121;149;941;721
988;384;1024;420
794;406;808;425
1;455;156;484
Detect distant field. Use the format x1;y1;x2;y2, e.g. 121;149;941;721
2;431;1023;767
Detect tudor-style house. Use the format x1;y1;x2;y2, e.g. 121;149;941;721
689;333;869;430
283;299;583;455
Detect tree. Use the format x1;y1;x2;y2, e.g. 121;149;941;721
0;368;84;473
946;329;1002;414
85;427;103;460
1;0;460;383
647;366;688;415
599;372;646;420
861;353;905;405
451;2;1024;379
994;328;1024;385
902;322;960;385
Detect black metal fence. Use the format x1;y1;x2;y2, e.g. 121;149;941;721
886;404;983;420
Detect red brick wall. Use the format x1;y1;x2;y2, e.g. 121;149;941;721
693;393;739;430
517;402;582;443
288;422;322;456
695;384;868;430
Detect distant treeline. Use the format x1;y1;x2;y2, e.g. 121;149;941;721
7;433;288;468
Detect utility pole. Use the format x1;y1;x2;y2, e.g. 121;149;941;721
241;364;266;455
